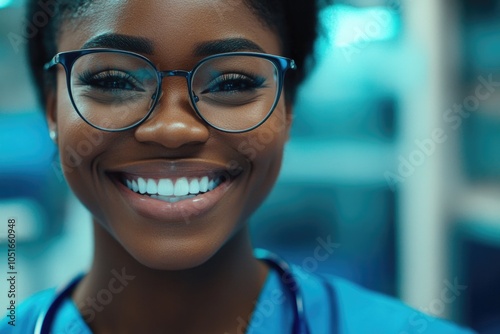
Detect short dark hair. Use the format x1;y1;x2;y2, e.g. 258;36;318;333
26;0;324;107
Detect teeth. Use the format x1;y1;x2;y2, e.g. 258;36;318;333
158;179;174;196
199;176;209;192
151;194;197;203
124;175;223;198
174;177;190;196
132;180;139;192
138;178;147;194
189;179;200;194
147;179;157;195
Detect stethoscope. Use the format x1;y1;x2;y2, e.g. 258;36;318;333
35;249;338;334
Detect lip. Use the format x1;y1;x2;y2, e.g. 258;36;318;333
107;160;241;224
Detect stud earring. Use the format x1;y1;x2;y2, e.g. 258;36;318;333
49;130;58;143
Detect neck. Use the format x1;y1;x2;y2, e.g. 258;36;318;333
72;220;269;334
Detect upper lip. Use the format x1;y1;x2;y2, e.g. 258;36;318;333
106;159;242;180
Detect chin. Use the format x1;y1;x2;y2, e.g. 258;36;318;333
116;219;246;272
138;252;216;271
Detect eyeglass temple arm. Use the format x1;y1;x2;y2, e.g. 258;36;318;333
44;55;60;71
279;58;296;71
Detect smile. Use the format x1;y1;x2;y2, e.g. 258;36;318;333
123;176;224;203
109;161;242;223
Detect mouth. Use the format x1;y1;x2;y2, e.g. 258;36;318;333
108;162;240;223
121;174;226;203
107;159;244;222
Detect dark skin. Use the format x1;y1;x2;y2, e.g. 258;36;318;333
75;224;268;333
46;0;293;333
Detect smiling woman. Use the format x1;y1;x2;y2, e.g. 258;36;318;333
0;0;477;333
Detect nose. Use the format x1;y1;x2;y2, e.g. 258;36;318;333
133;78;210;149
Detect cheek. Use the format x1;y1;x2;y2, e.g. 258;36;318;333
56;81;95;171
54;80;110;220
55;73;86;145
236;105;290;162
55;69;109;158
236;105;290;217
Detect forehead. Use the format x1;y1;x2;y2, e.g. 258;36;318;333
57;0;282;65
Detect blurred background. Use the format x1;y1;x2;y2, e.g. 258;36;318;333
1;0;499;332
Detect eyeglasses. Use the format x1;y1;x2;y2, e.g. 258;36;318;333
44;48;296;133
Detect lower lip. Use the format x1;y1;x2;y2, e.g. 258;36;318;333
114;177;234;224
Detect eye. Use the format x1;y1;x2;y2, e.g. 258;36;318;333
202;73;266;94
78;69;145;92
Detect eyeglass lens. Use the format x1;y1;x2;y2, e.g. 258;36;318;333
69;52;280;132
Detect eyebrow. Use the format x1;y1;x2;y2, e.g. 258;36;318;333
82;33;155;54
193;38;265;56
81;35;264;56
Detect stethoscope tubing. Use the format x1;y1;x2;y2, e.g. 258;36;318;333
254;248;310;334
35;274;84;334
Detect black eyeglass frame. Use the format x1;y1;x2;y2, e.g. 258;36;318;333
44;48;297;133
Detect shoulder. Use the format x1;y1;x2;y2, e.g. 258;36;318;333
291;266;477;334
0;288;56;333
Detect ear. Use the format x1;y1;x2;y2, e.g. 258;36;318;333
45;89;58;137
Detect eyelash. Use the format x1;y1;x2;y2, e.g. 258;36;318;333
78;70;143;92
203;73;266;94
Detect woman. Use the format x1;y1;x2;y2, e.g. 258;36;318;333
1;0;475;333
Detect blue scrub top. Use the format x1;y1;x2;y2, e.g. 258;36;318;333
1;265;476;333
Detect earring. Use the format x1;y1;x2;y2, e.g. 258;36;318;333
49;130;58;143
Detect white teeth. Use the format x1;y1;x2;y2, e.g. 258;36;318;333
124;175;224;199
199;176;209;192
132;180;139;192
158;179;174;196
189;179;200;194
138;178;147;194
174;177;189;196
146;179;157;195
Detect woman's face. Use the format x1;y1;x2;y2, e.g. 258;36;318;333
48;0;292;270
